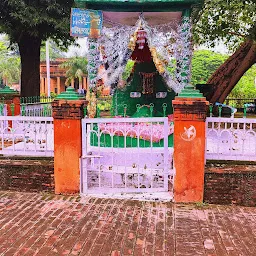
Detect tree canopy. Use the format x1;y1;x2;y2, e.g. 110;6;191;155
0;0;74;97
0;36;20;87
191;50;228;85
0;0;74;47
61;57;88;90
193;0;256;103
194;0;256;49
191;50;256;98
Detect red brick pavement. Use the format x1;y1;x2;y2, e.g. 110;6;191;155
0;191;255;256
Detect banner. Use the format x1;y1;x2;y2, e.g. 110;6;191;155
70;8;103;38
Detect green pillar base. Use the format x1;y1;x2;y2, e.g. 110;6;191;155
176;84;204;99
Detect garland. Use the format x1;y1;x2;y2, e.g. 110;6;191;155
92;14;192;94
87;38;101;89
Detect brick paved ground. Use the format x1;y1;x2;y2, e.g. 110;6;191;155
0;191;255;256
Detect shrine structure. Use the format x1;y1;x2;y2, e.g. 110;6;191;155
53;0;208;202
75;0;204;119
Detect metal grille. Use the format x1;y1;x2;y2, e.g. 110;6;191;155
0;116;53;156
81;117;173;194
206;117;256;161
21;102;52;117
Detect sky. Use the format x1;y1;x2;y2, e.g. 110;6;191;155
65;38;88;57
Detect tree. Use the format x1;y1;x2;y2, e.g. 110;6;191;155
228;65;256;98
191;50;228;85
191;50;256;99
60;56;88;90
0;55;20;86
0;38;20;86
194;0;256;103
0;0;74;97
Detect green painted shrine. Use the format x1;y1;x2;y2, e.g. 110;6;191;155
74;0;202;147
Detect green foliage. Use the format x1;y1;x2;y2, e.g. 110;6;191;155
0;41;7;54
191;50;256;99
0;40;20;86
194;0;256;50
229;65;256;98
0;1;75;96
97;100;112;111
191;50;228;85
60;57;88;86
122;60;135;81
195;202;209;208
0;0;74;47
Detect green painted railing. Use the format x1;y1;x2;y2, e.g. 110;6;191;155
20;96;54;104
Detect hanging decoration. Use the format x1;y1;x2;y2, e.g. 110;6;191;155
86;91;97;118
140;72;157;95
97;25;135;92
87;38;101;89
96;13;192;94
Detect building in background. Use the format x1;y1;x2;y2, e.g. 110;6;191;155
40;58;88;95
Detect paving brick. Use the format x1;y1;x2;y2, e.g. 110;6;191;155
0;191;255;255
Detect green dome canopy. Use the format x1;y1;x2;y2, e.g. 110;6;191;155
0;86;19;95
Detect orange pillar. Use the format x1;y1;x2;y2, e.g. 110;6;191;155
172;88;209;203
57;77;61;94
44;78;48;95
83;77;87;91
52;88;87;194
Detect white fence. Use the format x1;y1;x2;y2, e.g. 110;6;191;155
206;117;256;161
81;117;174;194
0;116;54;157
0;104;7;116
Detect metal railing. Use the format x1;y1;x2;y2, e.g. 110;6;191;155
81;117;174;194
224;98;256;111
20;96;54;104
21;102;52;117
0;116;54;156
206;117;256;161
20;96;54;117
0;104;7;116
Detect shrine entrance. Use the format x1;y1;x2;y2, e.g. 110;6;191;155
74;0;202;198
80;117;173;194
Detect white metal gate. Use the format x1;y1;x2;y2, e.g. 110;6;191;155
80;117;173;194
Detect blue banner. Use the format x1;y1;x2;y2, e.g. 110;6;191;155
70;8;103;38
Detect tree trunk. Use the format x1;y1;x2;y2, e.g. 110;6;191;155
18;34;41;97
206;39;256;103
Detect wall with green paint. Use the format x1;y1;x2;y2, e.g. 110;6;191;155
112;61;176;117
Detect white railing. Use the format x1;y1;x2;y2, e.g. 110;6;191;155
0;104;7;116
206;117;256;161
0;116;54;156
81;117;174;194
21;102;52;117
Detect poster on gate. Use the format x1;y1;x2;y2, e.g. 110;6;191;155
70;8;103;38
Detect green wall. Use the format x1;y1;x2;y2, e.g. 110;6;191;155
112;61;176;117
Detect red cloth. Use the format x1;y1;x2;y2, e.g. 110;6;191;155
131;41;152;63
